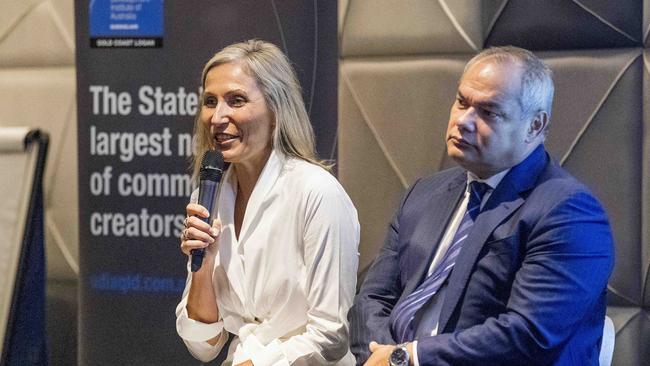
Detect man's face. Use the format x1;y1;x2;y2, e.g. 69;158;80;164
446;59;538;178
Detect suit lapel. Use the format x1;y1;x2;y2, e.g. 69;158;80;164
400;171;466;299
438;145;549;332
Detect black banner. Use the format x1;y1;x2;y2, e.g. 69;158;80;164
75;1;337;364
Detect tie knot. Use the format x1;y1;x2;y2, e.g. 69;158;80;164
469;181;490;197
467;181;490;215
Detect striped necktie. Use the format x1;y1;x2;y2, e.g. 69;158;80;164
390;181;490;343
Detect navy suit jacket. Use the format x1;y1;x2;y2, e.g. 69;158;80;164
349;146;614;365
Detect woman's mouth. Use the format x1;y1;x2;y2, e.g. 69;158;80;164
215;133;240;144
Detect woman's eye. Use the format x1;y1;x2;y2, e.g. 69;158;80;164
229;96;247;107
203;97;217;108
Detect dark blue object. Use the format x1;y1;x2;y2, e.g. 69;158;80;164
191;151;224;272
2;131;49;366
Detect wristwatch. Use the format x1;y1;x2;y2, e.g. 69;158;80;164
389;343;410;366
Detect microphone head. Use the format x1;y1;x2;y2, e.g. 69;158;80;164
199;150;225;182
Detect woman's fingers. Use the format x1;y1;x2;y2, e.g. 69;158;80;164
186;203;210;218
180;209;221;256
185;226;215;243
180;227;214;255
210;218;221;237
185;215;212;233
180;238;211;256
181;216;221;255
204;219;222;255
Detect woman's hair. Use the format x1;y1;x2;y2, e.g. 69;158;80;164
191;39;329;180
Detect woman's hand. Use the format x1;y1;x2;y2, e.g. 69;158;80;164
180;203;221;257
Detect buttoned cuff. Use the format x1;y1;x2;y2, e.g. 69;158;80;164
176;305;224;342
412;340;420;366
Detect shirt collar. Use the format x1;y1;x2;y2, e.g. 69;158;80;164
467;168;510;191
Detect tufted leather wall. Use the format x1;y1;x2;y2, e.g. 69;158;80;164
339;1;650;364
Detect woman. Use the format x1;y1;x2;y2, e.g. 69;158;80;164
175;40;359;366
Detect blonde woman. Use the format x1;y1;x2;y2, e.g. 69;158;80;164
176;40;359;366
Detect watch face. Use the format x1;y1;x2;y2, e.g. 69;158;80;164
389;347;409;366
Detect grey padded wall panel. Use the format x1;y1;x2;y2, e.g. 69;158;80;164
542;49;641;158
0;0;78;281
558;52;643;306
0;0;41;37
340;0;481;57
571;0;642;38
641;50;650;308
339;75;405;273
338;0;348;36
645;0;650;47
0;0;74;67
0;68;78;280
340;57;468;272
341;57;467;184
486;0;642;50
49;0;74;42
606;307;647;365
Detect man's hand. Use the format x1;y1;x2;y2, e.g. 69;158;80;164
363;341;394;366
363;341;414;366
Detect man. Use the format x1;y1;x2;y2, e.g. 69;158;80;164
349;46;614;366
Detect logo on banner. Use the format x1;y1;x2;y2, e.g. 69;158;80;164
89;0;164;48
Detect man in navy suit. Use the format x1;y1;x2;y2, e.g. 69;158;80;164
349;46;614;366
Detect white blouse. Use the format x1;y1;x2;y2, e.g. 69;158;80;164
176;150;360;365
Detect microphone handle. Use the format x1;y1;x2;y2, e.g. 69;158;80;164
191;179;219;272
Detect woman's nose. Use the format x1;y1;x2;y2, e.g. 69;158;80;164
211;102;230;125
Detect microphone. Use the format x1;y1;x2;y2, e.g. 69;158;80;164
191;150;225;272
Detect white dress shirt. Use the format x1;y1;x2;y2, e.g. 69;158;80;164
412;169;509;366
176;150;360;366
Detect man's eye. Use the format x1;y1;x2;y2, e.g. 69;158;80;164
482;109;498;119
456;98;468;109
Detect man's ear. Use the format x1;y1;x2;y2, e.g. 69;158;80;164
526;111;549;142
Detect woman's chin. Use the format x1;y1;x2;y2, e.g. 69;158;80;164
221;153;235;162
215;143;235;156
219;149;241;164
